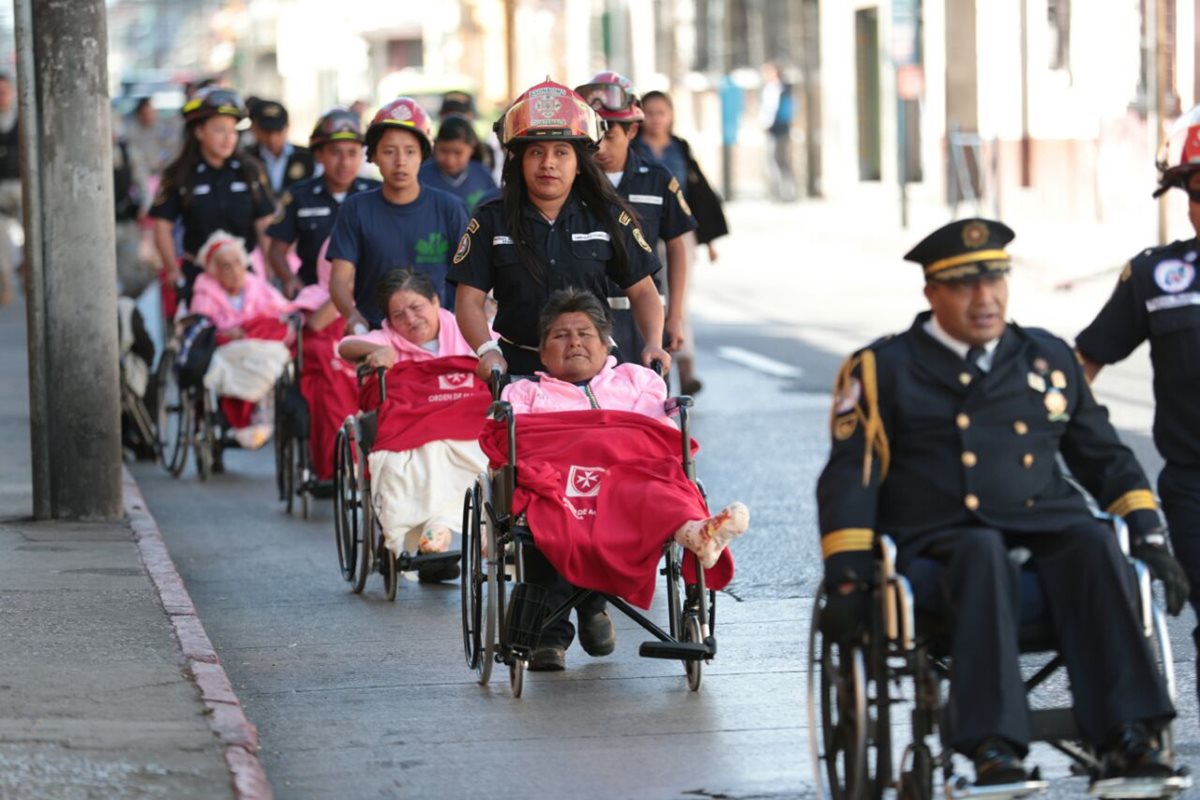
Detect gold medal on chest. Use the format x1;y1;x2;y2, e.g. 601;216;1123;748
1044;389;1069;421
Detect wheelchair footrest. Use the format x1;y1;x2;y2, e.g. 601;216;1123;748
1088;774;1193;799
305;480;335;499
396;550;462;571
947;778;1048;800
638;640;712;660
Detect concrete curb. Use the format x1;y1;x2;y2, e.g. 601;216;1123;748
122;467;273;800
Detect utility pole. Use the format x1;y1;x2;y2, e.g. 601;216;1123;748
1155;0;1170;245
505;0;517;103
15;0;122;520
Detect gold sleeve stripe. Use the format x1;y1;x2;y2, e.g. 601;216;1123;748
1106;489;1158;517
821;528;874;559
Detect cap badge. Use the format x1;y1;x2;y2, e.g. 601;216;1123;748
962;221;988;249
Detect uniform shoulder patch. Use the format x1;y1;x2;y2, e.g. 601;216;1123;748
667;177;681;194
467;218;480;234
452;231;471;264
1119;262;1132;283
618;211;632;227
632;226;652;253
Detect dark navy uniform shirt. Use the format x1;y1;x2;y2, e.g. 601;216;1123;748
610;148;696;296
265;174;380;285
325;186;469;326
818;312;1161;578
446;193;660;348
149;157;275;261
1076;239;1200;467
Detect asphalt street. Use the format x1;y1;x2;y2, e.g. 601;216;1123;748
129;200;1199;798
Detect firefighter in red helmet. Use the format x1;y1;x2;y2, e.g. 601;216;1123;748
1076;105;1200;716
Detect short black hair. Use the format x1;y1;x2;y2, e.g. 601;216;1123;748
375;268;438;316
537;288;613;346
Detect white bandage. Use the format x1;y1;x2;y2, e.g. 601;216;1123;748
475;339;502;359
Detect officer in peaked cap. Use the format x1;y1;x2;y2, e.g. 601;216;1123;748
816;218;1188;788
246;99;315;195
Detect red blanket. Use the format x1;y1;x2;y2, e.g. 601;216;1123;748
479;410;734;609
300;325;358;481
361;356;493;454
215;315;290;346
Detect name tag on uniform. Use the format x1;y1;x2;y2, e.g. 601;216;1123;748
571;231;611;242
628;194;663;205
493;235;514;245
192;184;211;195
1146;292;1200;312
297;206;332;218
230;182;248;192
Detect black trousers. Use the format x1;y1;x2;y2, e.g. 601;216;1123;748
903;522;1175;755
1157;463;1200;618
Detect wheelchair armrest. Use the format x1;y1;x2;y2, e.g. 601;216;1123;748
664;396;694;416
876;534;897;582
487;399;514;422
1093;511;1131;556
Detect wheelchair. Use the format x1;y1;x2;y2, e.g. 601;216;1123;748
333;363;462;600
154;317;224;481
806;517;1192;800
459;373;717;698
273;316;332;518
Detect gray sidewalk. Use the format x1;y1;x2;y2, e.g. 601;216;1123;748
0;297;241;798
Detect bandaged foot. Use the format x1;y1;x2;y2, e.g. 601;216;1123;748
674;502;750;569
233;423;272;451
418;526;452;554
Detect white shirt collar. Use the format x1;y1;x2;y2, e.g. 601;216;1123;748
923;315;1001;370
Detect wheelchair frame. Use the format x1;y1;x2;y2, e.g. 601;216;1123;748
273;315;330;519
332;362;462;601
459;385;717;698
155;318;222;481
806;517;1191;800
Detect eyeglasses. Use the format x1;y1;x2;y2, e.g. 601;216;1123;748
575;83;634;112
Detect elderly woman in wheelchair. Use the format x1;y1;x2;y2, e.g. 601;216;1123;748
462;288;749;690
335;268;493;589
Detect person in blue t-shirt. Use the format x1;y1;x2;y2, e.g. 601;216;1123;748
327;97;469;333
418;115;499;213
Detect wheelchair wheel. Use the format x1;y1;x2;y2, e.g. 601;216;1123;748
809;588;892;800
383;533;398;602
297;441;312;520
273;376;287;502
899;743;933;800
354;470;374;595
194;390;214;482
682;612;703;691
281;431;295;514
510;655;525;698
465;474;498;685
333;427;360;583
461;484;483;671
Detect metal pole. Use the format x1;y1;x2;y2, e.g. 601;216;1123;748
13;0;49;520
1019;0;1032;187
21;0;122;520
505;0;517;101
898;92;908;228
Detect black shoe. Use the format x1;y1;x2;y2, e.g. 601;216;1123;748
972;738;1029;786
577;609;616;656
1102;723;1175;779
417;559;460;583
527;645;566;671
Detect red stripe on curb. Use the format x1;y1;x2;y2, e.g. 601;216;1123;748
122;467;273;800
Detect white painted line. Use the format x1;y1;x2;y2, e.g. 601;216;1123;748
715;345;804;379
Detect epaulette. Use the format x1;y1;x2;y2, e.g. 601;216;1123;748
1130;238;1191;268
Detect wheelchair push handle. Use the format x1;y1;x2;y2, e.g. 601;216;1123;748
489;364;506;401
651;359;664;377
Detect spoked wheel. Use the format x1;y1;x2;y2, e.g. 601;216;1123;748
333;427;360;583
383;533;398;602
899;744;934;800
273;377;287;502
682;612;704;691
194;391;214;482
465;474;498;686
806;587;892;800
281;431;295;514
297;441;312;520
354;466;374;595
809;587;868;800
461;484;483;671
509;655;525;697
